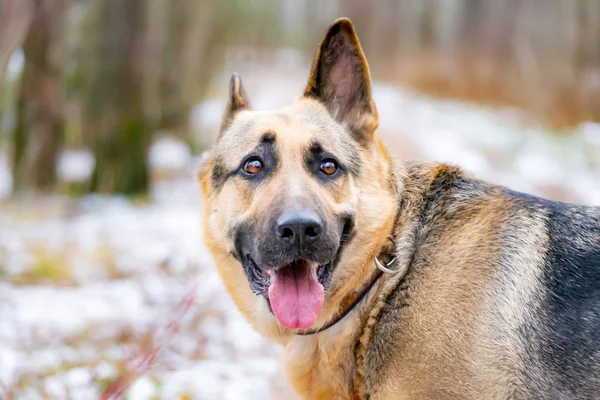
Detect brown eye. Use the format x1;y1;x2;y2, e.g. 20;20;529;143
243;158;263;175
320;159;338;176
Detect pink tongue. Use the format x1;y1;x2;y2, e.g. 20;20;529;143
268;261;324;329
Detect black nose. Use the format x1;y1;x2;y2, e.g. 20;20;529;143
277;209;323;247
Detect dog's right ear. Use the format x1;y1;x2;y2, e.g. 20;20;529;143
303;18;378;145
219;73;252;139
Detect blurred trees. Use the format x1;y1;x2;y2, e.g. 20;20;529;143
12;0;67;191
0;0;599;195
3;0;224;195
340;0;600;127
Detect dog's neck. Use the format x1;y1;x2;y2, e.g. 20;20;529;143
282;224;417;398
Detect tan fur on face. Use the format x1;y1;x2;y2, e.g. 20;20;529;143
200;95;397;339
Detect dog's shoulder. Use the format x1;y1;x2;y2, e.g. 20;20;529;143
400;161;503;229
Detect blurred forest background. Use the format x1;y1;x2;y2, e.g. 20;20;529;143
1;1;599;399
1;0;599;196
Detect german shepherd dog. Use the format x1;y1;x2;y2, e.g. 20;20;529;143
198;18;600;399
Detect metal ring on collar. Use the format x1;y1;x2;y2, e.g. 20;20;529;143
374;255;398;274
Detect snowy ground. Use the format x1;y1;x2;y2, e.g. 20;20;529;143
1;56;599;399
0;174;293;399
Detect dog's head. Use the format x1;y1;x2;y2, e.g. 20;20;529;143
199;18;398;334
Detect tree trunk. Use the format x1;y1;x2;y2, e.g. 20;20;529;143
0;0;32;83
0;0;32;88
85;0;149;195
0;0;32;143
11;0;66;192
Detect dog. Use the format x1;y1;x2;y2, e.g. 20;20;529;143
198;18;600;399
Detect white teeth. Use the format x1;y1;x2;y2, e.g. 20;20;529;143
310;262;319;278
265;269;276;285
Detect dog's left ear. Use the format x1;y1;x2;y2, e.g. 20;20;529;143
219;73;252;139
304;18;378;144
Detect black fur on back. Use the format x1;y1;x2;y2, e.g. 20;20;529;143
506;190;600;398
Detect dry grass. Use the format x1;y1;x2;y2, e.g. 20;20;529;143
7;240;126;286
380;52;600;130
10;245;77;286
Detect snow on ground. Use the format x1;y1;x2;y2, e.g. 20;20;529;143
0;154;11;200
0;57;599;399
57;150;95;183
0;179;294;399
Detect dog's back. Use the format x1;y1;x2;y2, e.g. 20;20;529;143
364;162;600;399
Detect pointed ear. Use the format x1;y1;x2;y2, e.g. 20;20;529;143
304;18;378;144
219;73;252;138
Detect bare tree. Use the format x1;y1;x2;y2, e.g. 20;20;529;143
0;0;33;136
0;0;32;78
145;0;218;140
11;0;67;192
84;0;148;195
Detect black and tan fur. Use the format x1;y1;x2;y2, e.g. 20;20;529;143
199;18;600;399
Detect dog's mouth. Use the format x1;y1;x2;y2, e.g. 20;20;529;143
243;258;336;329
268;260;324;329
238;218;353;329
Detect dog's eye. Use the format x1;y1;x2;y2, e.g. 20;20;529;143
320;159;338;176
243;158;263;175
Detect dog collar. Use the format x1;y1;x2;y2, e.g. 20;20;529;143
295;238;396;336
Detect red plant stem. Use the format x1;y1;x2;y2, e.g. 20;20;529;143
100;283;198;400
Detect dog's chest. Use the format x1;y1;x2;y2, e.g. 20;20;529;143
283;328;361;399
